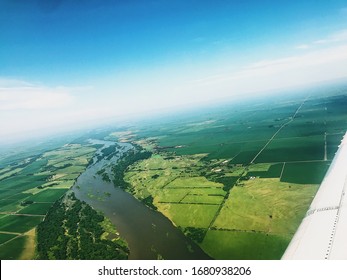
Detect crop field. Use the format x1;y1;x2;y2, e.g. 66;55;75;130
0;142;96;259
0;236;27;260
0;233;17;245
201;230;289;260
17;203;53;215
124;91;347;259
280;162;331;184
246;163;283;178
0;215;44;233
28;189;67;202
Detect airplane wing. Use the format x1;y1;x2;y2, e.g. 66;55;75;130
282;132;347;260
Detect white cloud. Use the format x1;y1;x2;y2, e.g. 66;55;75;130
314;29;347;45
0;80;89;111
0;87;73;111
0;80;89;139
296;29;347;50
0;78;35;87
188;44;347;97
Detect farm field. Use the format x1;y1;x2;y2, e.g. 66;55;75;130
123;91;347;259
0;142;96;259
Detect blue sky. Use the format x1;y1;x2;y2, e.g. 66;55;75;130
1;0;347;140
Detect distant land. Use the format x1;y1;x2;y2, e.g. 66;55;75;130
1;83;347;259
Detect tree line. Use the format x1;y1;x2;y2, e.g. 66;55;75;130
36;193;129;260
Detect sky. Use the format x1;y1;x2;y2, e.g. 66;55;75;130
1;0;347;141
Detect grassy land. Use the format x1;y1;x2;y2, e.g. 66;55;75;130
212;178;318;234
201;230;290;260
159;203;220;228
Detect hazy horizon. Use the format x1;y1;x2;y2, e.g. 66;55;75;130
1;1;347;142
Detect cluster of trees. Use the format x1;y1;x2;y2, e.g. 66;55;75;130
141;195;157;210
182;227;206;243
95;144;121;162
36;193;129;260
212;176;239;192
111;148;152;190
96;168;111;182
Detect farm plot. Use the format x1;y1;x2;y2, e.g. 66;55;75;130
0;236;27;260
28;189;67;203
0;215;43;233
255;135;324;163
201;230;289;260
280;161;331;184
0;233;17;245
159;203;220;228
18;203;53;215
212;178;318;234
246;163;284;178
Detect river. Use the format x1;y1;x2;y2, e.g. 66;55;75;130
72;139;211;260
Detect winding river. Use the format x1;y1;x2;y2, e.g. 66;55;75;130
72;140;210;260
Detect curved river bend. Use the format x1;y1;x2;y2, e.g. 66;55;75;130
73;140;210;260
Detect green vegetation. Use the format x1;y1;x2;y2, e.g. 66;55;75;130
247;163;283;178
0;215;43;233
201;230;290;260
18;203;53;215
2;89;347;260
0;142;96;259
111;148;152;189
281;162;331;184
182;227;206;243
36;193;129;260
160;203;220;228
28;189;67;202
0;236;27;260
121;92;347;259
0;233;17;245
212;178;318;234
255;135;324;162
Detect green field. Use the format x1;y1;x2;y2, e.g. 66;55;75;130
247;163;284;178
0;233;17;245
18;203;53;215
281;162;331;184
212;178;318;234
28;189;67;202
160;203;220;228
0;236;27;260
201;230;290;260
0;142;96;259
166;177;224;189
0;215;43;233
255;135;324;162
